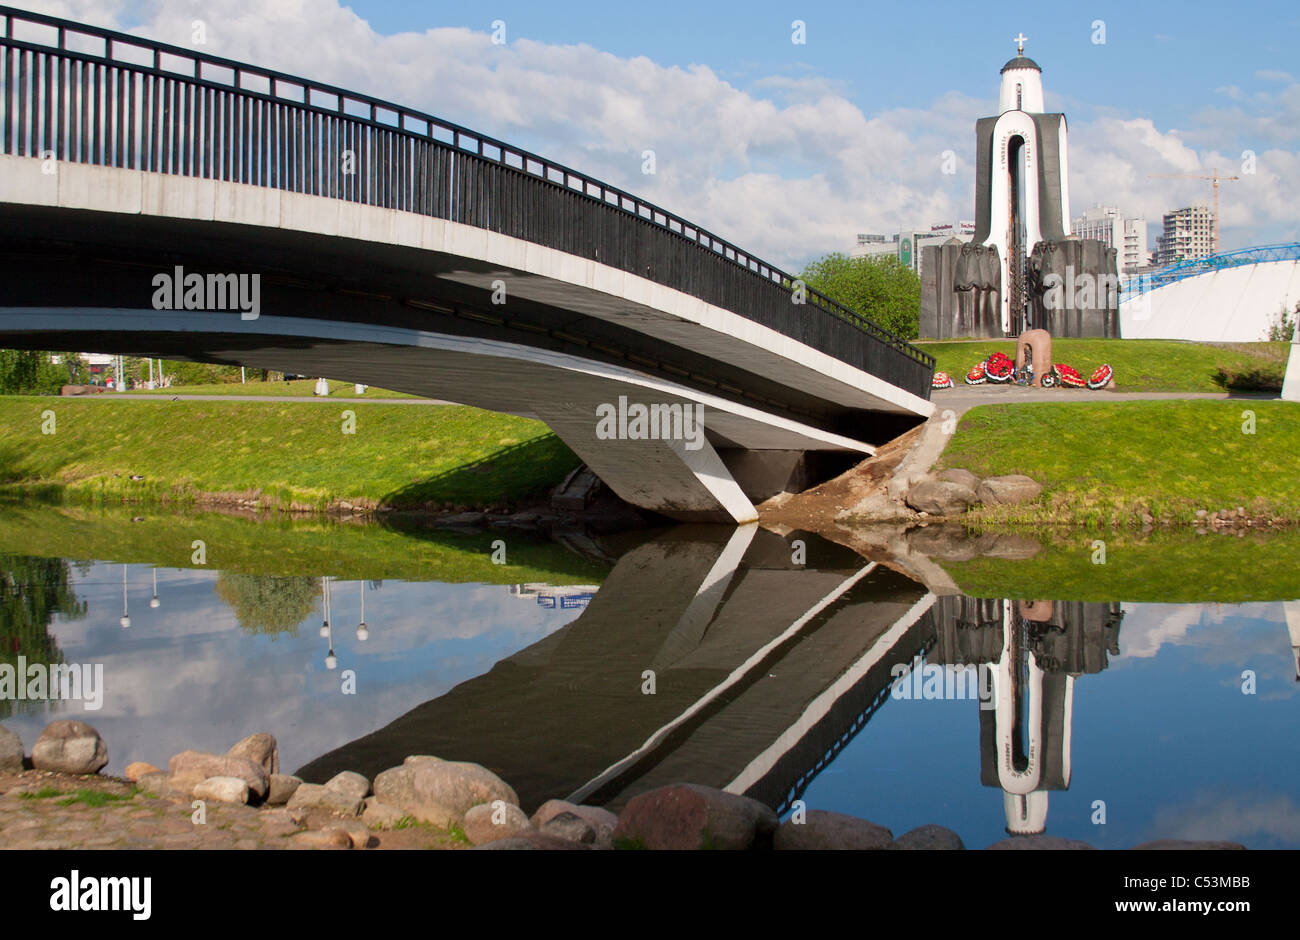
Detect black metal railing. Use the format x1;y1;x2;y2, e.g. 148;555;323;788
0;6;934;398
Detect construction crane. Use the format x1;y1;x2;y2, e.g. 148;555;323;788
1148;168;1240;254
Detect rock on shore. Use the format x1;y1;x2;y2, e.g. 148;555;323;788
31;720;108;775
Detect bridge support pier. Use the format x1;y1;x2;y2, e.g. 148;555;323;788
534;403;760;524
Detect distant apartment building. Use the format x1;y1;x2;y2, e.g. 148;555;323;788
851;221;975;279
1156;204;1215;266
1070;205;1148;273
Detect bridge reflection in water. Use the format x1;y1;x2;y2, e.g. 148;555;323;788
298;527;1125;825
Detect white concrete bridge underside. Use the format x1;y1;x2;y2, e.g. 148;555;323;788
0;308;874;522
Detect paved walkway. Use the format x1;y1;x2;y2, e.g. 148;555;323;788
932;385;1276;417
0;771;463;850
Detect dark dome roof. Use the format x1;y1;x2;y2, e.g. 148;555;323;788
1001;55;1042;73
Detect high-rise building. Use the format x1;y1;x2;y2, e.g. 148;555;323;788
1070;206;1148;273
851;222;975;280
1156;204;1215;265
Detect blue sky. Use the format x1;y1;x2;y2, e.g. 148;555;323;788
349;0;1300;131
24;0;1300;266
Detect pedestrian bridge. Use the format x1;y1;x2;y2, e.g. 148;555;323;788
0;7;935;522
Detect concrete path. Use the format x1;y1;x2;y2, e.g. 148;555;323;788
932;386;1276;417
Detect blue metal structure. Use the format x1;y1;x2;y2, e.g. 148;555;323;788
1123;243;1300;299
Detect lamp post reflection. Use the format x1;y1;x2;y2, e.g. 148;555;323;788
320;575;336;669
118;564;130;629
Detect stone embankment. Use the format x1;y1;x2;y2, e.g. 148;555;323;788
0;721;1244;851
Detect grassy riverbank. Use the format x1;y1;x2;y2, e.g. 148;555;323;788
941;400;1300;526
0;398;578;511
0;504;608;585
940;527;1300;602
916;338;1289;392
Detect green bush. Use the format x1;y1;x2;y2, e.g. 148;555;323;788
798;252;920;340
0;350;73;395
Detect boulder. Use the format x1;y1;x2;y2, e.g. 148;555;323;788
986;835;1095;850
135;771;174;794
540;811;598;845
0;724;22;772
361;799;407;830
774;811;892;850
226;733;279;776
372;759;518;828
124;761;161;782
168;750;269;801
324;771;371;801
289;828;353;849
893;824;965;850
462;801;533;845
372;765;419;809
192;776;250;804
266;774;303;806
530;799;618;841
906;480;977;516
975;475;1043;506
1130;839;1247;851
938;468;981;491
30;720;108;775
471;833;591;850
612;784;777;850
285;783;363;817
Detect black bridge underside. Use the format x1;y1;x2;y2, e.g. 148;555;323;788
0;205;924;443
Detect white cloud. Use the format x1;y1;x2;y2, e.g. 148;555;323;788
16;0;1300;265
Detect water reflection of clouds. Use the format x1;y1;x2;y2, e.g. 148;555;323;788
6;562;586;777
1146;791;1300;849
1119;602;1291;670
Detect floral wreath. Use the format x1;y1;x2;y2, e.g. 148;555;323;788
1087;363;1114;389
984;351;1015;384
961;353;1114;390
932;371;955;390
1056;363;1086;388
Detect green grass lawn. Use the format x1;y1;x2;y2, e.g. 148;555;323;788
941;400;1300;526
0;503;608;585
129;379;415;398
0;398;579;511
939;528;1300;602
916;338;1289;392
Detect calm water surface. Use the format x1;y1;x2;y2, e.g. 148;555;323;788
2;506;1296;849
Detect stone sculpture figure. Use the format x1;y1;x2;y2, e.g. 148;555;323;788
979;244;1001;336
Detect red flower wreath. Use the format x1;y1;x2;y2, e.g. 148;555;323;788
1087;363;1114;389
932;371;955;389
984;352;1015;383
965;364;987;385
1056;363;1086;388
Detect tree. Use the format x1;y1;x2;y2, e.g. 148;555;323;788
798;253;921;340
214;573;320;639
0;350;70;395
0;555;83;719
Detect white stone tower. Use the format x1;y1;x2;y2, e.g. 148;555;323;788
971;35;1072;333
